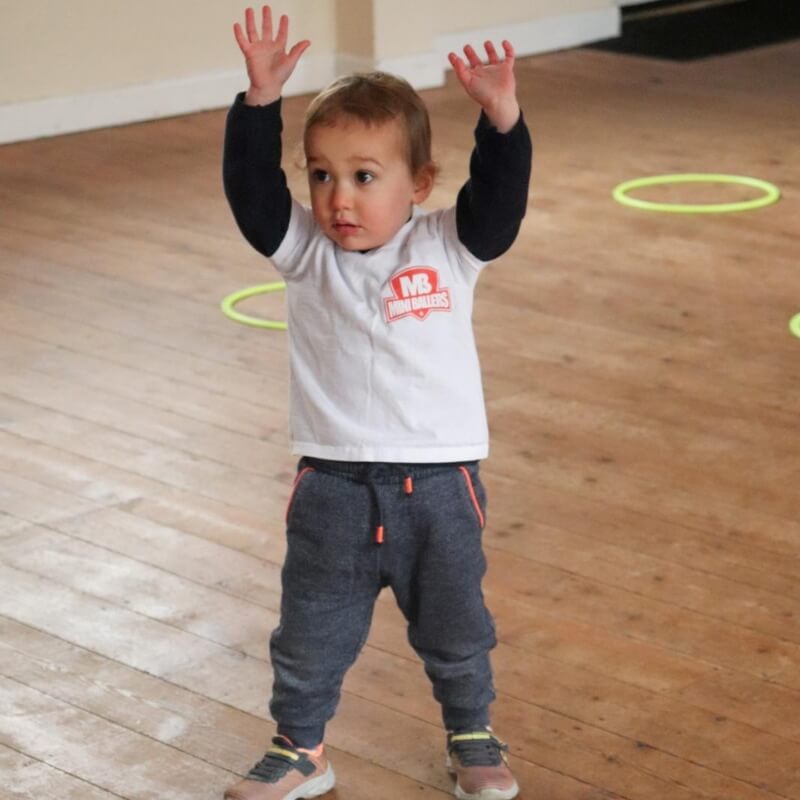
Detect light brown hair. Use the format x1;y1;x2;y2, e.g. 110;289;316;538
304;72;434;177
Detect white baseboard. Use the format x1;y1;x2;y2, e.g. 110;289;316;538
0;8;618;145
0;70;240;146
352;8;621;92
0;53;335;146
436;7;619;62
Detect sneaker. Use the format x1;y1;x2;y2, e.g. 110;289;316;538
446;729;519;800
224;736;335;800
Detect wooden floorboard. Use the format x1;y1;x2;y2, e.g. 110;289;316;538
2;38;800;799
1;742;123;800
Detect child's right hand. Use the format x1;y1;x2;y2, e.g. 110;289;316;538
233;5;311;106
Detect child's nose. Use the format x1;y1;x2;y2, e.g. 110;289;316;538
331;183;352;210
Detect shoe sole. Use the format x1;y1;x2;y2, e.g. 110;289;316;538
453;784;519;800
446;757;519;800
283;763;336;799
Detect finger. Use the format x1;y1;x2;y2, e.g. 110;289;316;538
262;5;273;40
245;7;258;42
233;22;250;52
287;39;311;66
276;13;289;47
448;53;470;86
502;40;515;63
484;41;499;64
463;44;482;68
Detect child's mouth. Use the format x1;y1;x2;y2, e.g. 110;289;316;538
333;222;360;235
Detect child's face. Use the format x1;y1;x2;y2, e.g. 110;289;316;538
305;117;432;251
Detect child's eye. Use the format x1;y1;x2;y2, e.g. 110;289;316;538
355;171;374;184
311;169;330;183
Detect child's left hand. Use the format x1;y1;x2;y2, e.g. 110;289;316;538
448;41;520;133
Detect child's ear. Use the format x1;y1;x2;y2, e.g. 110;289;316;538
412;163;436;204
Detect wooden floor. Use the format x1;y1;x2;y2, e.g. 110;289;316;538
1;39;799;800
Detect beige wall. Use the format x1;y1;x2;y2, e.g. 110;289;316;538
430;0;611;28
336;0;374;59
374;0;610;58
1;0;617;105
0;0;619;142
0;0;336;105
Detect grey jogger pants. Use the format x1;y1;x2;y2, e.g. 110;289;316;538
269;457;498;748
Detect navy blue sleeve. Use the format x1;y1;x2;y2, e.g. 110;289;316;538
222;93;292;258
455;111;532;261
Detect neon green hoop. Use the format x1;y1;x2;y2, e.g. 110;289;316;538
790;314;800;340
221;281;288;330
613;173;781;213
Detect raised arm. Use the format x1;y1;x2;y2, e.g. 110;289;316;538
223;6;310;257
235;5;310;107
448;41;532;261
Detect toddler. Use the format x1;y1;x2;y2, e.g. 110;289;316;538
223;6;531;800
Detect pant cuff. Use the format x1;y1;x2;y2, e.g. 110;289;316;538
276;723;325;749
443;706;491;732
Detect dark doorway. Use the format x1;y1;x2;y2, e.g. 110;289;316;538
588;0;800;60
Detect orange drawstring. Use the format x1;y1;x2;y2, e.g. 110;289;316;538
372;474;412;545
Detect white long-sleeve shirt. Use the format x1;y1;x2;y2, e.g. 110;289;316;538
223;96;532;462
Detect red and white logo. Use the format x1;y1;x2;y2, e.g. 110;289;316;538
383;266;451;323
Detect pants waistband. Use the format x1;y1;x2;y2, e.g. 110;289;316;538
299;456;478;484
